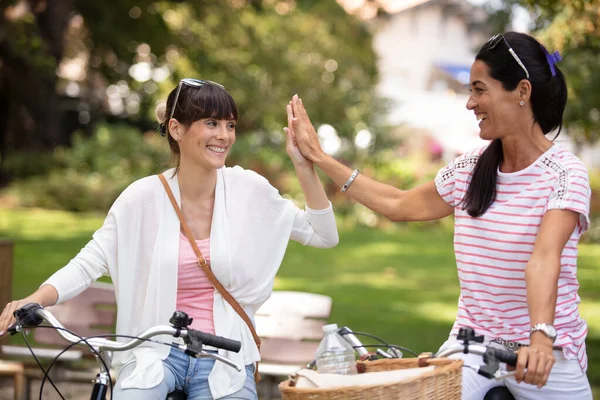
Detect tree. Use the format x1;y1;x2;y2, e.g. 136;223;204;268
519;0;600;145
0;0;176;182
0;0;385;184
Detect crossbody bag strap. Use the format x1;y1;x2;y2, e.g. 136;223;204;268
157;175;262;351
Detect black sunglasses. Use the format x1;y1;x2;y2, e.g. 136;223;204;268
486;34;530;79
168;78;225;122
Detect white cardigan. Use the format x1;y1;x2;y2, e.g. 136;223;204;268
43;166;339;398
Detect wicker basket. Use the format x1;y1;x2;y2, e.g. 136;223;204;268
278;357;463;400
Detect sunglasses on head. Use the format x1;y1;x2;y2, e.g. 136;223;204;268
486;34;530;79
168;78;225;121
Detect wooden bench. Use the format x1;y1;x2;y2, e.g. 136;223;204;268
1;281;117;398
255;291;332;399
0;239;26;400
0;360;25;400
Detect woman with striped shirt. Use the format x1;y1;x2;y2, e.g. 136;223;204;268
288;31;592;399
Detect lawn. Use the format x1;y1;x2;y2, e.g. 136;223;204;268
1;207;599;395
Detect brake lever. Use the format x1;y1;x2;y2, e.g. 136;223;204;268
478;348;502;379
493;370;516;380
179;345;242;372
477;348;520;380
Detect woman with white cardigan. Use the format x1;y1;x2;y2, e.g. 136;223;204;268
0;79;339;399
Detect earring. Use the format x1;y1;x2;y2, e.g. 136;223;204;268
519;100;525;107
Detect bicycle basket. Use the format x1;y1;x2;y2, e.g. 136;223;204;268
278;357;463;400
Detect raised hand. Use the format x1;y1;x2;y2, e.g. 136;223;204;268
290;94;326;163
285;100;312;169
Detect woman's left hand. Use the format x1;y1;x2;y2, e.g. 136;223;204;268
513;339;555;388
285;101;313;170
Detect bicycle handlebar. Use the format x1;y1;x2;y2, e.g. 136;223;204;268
435;343;518;366
333;325;520;380
8;303;242;366
185;329;242;353
337;326;370;357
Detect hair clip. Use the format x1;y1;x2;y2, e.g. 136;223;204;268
541;46;562;77
158;123;167;136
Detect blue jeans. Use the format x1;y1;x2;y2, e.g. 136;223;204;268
113;348;257;400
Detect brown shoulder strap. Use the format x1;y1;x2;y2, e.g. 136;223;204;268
157;175;262;352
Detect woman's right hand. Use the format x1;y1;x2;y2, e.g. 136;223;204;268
285;102;313;170
0;298;34;336
0;284;58;336
290;94;327;164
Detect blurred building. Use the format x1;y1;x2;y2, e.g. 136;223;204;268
367;0;491;160
339;0;600;167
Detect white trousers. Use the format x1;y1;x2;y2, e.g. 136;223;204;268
438;338;593;400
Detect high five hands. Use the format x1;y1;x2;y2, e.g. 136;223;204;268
285;99;311;169
285;94;326;166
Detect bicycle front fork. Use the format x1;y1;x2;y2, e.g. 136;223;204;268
90;372;110;400
91;350;113;400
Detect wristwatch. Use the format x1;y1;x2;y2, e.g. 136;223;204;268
530;323;557;343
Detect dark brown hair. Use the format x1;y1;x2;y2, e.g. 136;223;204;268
155;82;238;168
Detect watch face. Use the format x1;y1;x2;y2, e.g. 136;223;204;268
547;325;557;339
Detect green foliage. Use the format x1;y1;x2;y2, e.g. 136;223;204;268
1;0;388;184
518;0;600;144
2;12;56;76
582;168;600;244
2;151;57;179
153;0;388;148
9;124;170;211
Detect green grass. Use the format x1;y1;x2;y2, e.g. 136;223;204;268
1;207;599;395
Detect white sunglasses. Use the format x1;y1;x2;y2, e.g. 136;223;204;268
168;78;225;121
486;34;530;79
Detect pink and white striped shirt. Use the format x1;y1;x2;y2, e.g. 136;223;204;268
435;144;591;372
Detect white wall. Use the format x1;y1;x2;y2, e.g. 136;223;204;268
373;5;480;91
372;2;489;157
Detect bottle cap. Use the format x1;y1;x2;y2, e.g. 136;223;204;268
322;323;339;333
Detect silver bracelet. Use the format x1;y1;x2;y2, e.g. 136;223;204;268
341;169;359;193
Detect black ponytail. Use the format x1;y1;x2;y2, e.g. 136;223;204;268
462;139;503;217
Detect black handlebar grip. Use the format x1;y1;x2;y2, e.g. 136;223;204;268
492;348;519;366
187;329;242;353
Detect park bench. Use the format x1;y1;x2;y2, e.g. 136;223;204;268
0;239;25;400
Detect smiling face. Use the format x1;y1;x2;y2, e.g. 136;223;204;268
178;117;236;171
466;60;523;141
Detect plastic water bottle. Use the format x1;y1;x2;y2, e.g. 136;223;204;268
315;323;357;374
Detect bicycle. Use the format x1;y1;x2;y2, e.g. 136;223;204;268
286;326;519;399
7;302;242;400
336;325;519;400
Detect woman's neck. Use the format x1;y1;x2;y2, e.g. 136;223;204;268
500;126;553;173
177;162;217;203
